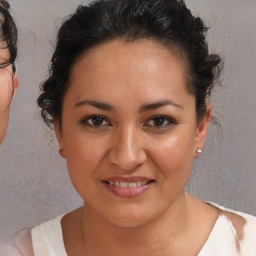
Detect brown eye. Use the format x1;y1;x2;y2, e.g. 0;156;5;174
81;115;110;127
152;117;166;126
91;116;105;126
146;115;175;128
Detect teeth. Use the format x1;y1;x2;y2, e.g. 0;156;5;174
120;182;128;188
136;181;142;187
128;182;136;188
106;181;150;188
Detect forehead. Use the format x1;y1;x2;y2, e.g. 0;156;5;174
70;39;188;84
63;39;194;112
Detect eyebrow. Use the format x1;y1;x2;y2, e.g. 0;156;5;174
75;99;182;112
139;100;183;112
75;100;114;111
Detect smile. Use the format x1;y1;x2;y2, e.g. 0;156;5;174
102;179;155;197
104;181;151;188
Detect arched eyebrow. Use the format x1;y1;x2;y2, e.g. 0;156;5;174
75;99;182;112
75;100;114;111
139;100;183;112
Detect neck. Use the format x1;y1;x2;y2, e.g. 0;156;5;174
81;192;190;256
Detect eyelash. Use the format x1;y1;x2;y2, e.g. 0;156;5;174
144;115;177;128
80;115;111;127
80;115;176;128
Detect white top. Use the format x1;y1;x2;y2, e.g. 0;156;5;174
2;203;256;256
31;214;66;256
198;203;256;255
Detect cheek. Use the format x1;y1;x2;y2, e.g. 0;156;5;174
65;135;104;171
0;67;13;89
148;131;195;178
63;133;108;194
0;78;13;106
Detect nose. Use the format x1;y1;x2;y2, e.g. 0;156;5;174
108;126;147;171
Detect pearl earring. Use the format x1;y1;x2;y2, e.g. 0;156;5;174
196;148;202;154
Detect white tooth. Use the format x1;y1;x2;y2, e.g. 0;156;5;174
141;181;147;185
120;182;128;188
128;182;137;188
109;181;114;186
136;181;142;187
114;181;120;187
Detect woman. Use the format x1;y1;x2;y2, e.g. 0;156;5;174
0;1;22;255
11;0;256;255
0;0;18;144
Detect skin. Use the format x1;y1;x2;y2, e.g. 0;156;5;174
55;39;218;256
0;42;19;144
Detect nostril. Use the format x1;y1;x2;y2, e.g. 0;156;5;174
107;134;147;171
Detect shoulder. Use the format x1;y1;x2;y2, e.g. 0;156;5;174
218;205;256;250
0;229;34;256
209;202;256;238
202;202;256;255
32;214;68;256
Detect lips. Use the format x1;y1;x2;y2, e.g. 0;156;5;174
102;177;155;197
104;180;152;187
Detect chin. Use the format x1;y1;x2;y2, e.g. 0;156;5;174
102;207;155;229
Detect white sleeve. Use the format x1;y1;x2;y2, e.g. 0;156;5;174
0;229;34;256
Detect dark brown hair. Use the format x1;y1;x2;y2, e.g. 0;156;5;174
38;0;221;128
0;0;17;63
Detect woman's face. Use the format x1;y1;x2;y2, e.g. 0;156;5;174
55;40;210;227
0;43;18;144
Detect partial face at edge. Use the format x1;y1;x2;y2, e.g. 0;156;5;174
0;43;18;144
55;39;211;227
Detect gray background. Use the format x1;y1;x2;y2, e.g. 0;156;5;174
0;0;256;240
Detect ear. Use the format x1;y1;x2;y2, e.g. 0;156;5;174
194;103;211;157
13;73;19;93
53;117;66;159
